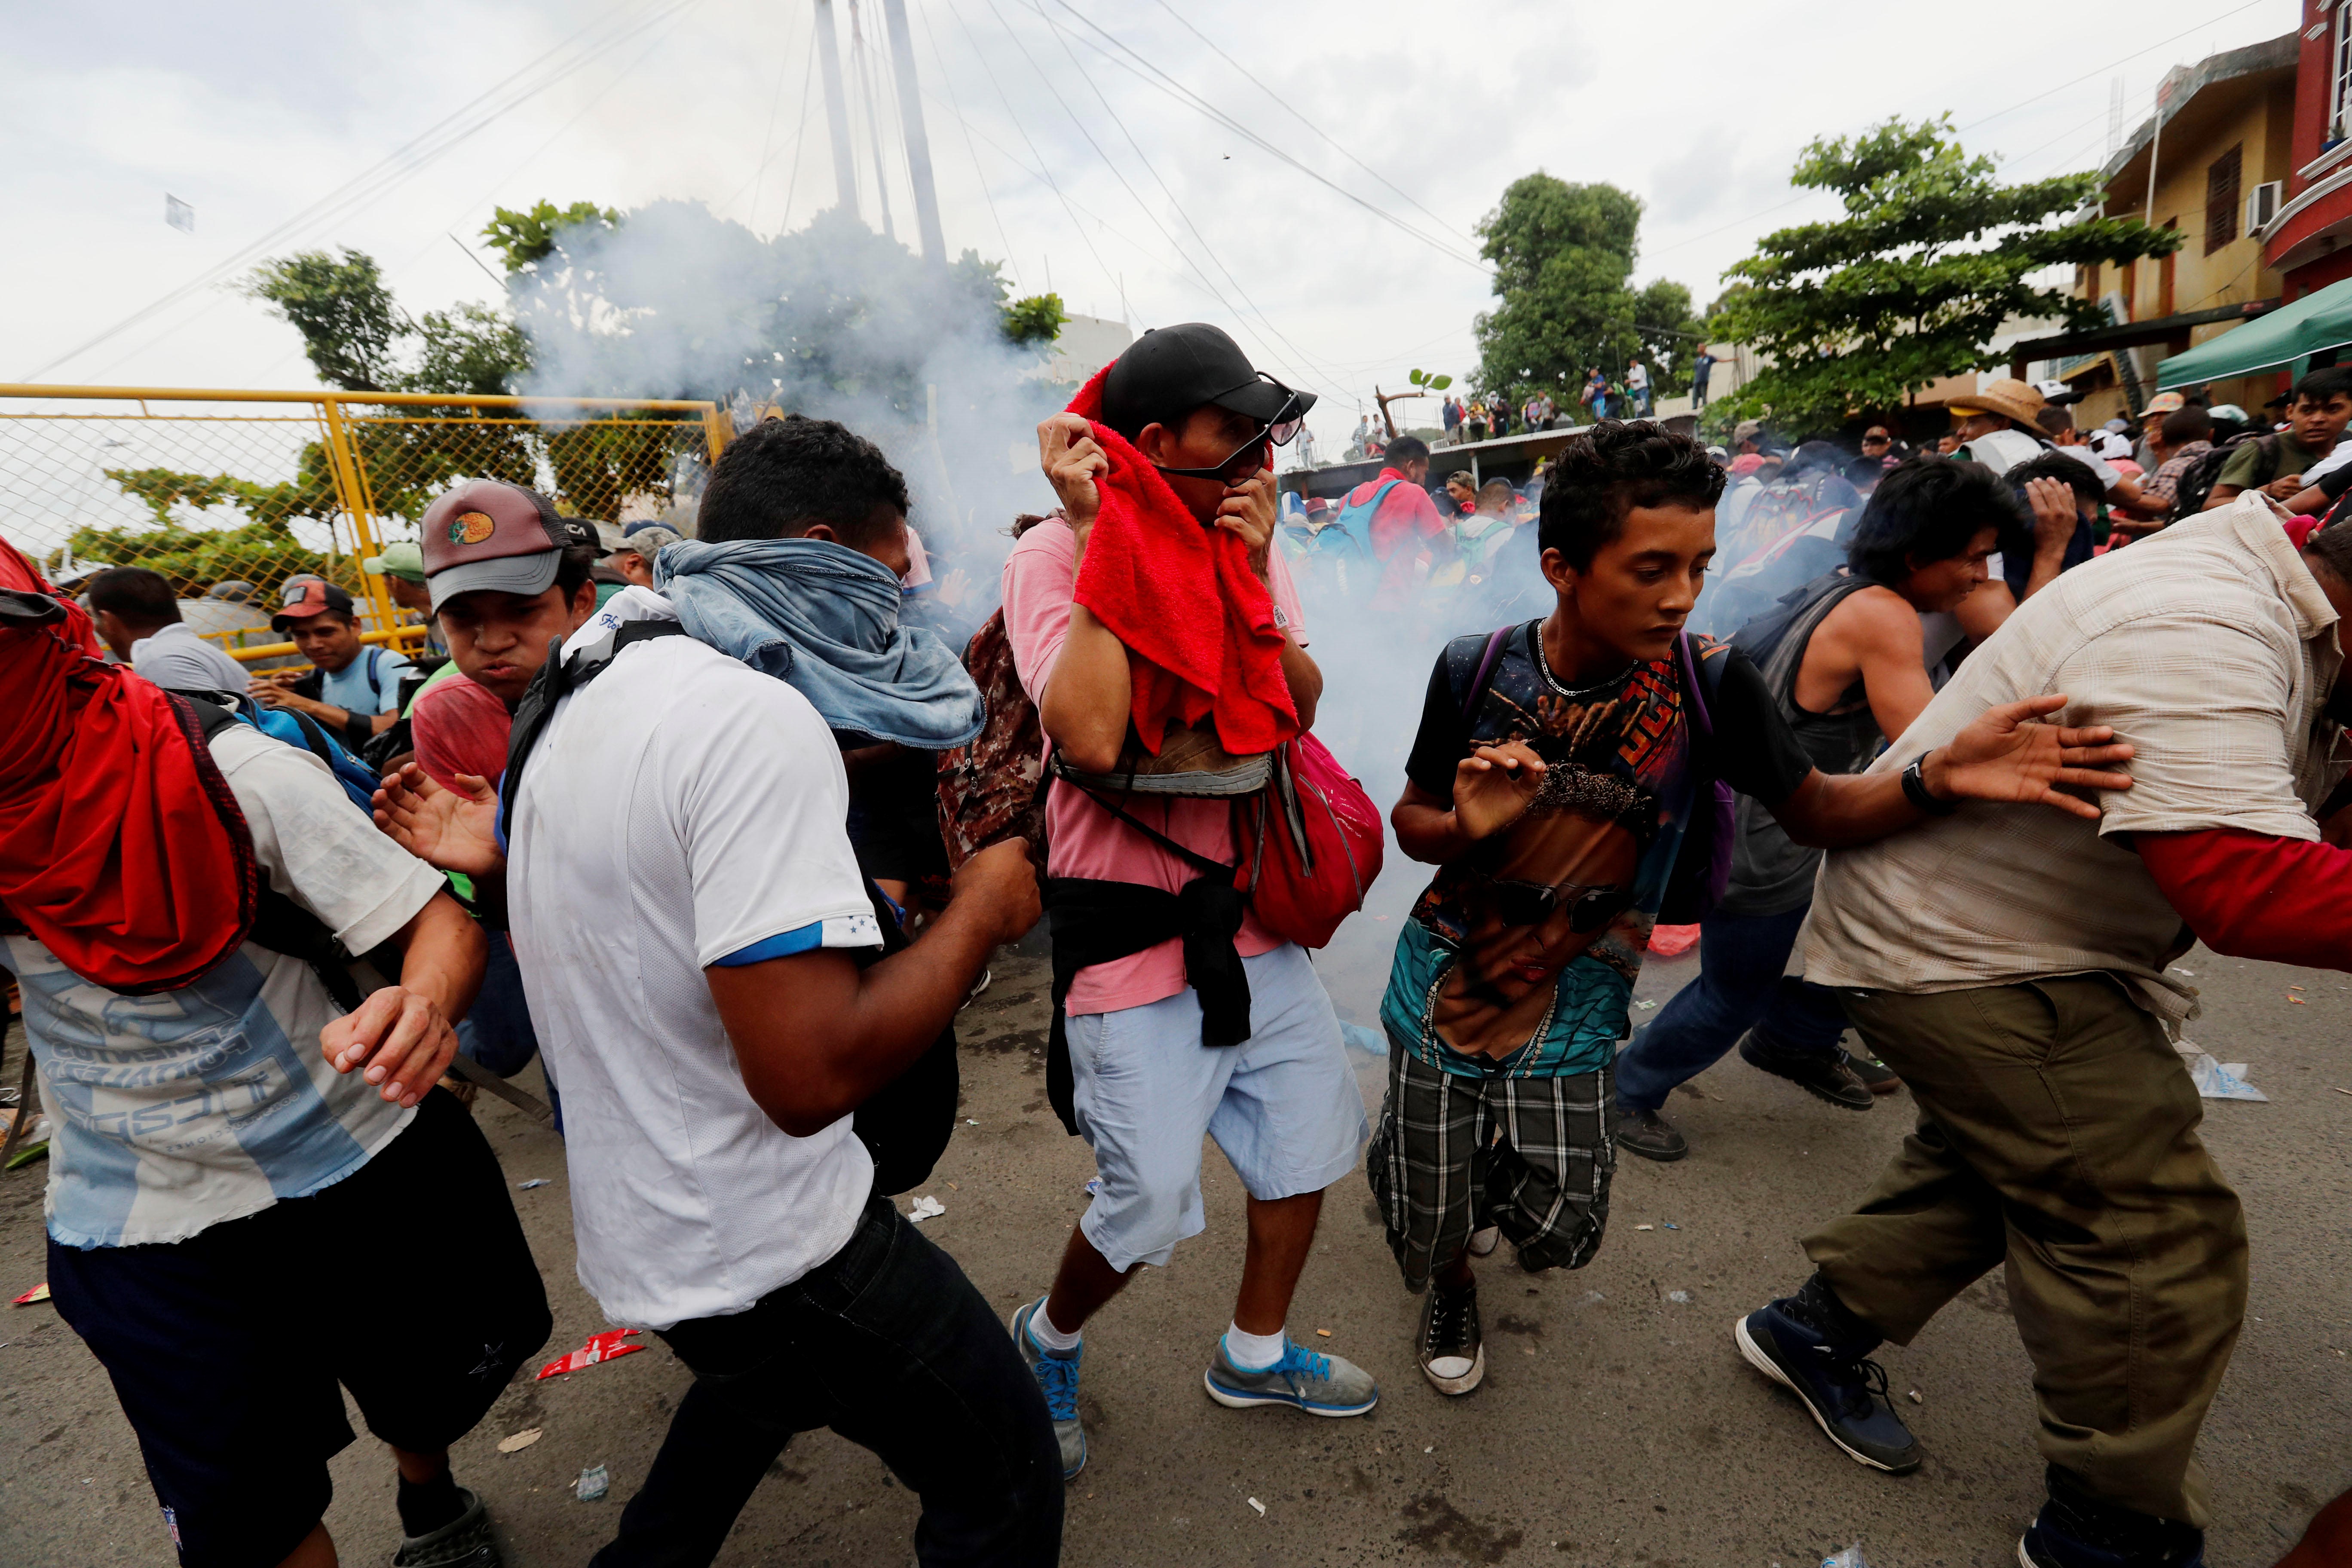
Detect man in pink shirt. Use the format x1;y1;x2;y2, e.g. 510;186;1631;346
1000;325;1376;1479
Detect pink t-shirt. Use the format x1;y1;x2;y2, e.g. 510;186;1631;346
1001;517;1307;1016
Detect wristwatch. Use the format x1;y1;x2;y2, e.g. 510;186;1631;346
1901;753;1958;816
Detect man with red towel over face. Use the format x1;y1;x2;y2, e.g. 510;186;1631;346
999;323;1377;1478
0;540;548;1568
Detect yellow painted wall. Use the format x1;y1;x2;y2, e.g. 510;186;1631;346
2071;73;2296;418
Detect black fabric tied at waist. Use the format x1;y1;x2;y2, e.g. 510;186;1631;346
1041;790;1255;1136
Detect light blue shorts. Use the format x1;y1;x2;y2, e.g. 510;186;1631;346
1066;943;1369;1272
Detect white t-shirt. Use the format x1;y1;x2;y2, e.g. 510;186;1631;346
505;590;884;1330
130;622;251;696
7;725;440;1247
1961;427;2123;493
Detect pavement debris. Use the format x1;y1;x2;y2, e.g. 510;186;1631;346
1907;1387;1923;1405
536;1328;645;1381
576;1464;610;1502
1820;1548;1870;1568
1084;1177;1102;1196
1315;1328;1332;1337
516;1179;549;1190
1667;1290;1690;1303
12;1282;50;1306
1635;1224;1654;1231
907;1195;946;1223
2180;1050;2267;1102
496;1428;544;1454
1246;1497;1265;1516
1661;1222;1680;1230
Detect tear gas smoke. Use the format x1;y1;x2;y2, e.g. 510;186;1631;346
509;200;1077;600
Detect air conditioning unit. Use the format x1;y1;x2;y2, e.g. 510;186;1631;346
2248;180;2284;234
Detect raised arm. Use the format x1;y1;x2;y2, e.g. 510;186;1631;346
705;841;1040;1137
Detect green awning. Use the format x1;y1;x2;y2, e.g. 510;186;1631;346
2156;277;2352;389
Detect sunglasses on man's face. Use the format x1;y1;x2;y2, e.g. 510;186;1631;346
1155;379;1308;481
1488;878;1635;934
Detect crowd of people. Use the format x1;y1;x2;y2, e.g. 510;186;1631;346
4;321;2351;1568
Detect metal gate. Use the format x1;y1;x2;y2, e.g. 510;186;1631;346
0;386;729;662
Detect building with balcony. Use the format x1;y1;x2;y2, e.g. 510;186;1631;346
2015;32;2296;423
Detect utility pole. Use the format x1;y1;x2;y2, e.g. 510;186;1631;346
881;0;947;270
851;4;897;241
813;0;859;218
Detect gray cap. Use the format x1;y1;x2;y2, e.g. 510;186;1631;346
622;525;683;560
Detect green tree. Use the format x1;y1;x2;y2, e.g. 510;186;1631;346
1000;290;1069;349
1633;278;1706;395
1709;116;2180;433
239;249;404;392
1472;175;1697;404
481;200;622;273
407;303;532;397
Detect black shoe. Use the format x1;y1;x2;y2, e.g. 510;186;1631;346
2018;1469;2205;1567
1733;1299;1921;1473
1739;1032;1874;1110
1842;1046;1902;1095
1615;1106;1688;1161
1417;1280;1484;1395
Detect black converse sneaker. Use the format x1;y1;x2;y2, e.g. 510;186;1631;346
1417;1280;1485;1396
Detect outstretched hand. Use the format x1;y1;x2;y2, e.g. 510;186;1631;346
321;985;458;1108
374;763;503;876
1930;693;2133;821
1453;741;1547;841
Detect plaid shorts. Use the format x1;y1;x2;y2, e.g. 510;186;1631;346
1366;1046;1616;1293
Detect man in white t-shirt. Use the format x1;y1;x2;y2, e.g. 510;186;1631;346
3;575;545;1568
1002;325;1377;1481
378;429;1061;1567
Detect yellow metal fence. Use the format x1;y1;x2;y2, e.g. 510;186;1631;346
0;386;729;662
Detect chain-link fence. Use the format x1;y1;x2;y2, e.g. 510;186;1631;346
0;386;729;664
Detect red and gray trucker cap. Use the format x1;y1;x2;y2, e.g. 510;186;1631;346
419;480;596;612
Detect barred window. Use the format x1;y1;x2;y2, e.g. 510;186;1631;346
2205;144;2241;255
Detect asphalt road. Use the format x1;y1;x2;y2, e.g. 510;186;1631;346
3;912;2347;1568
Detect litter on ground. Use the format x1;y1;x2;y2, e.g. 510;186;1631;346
1667;1290;1690;1303
496;1428;543;1454
907;1195;946;1223
536;1328;645;1381
2182;1052;2267;1102
12;1283;50;1306
576;1464;610;1502
516;1179;549;1190
1246;1497;1265;1516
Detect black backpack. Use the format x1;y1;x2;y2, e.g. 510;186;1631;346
2168;431;2275;520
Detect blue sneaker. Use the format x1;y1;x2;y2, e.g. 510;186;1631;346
1204;1334;1379;1417
1734;1301;1921;1473
2018;1470;2205;1568
1009;1297;1087;1478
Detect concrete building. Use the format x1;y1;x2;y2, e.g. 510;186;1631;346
2012;33;2297;424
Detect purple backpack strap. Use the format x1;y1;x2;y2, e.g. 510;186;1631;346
1460;623;1518;723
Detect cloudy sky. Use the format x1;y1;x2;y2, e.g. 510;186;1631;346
0;0;2294;454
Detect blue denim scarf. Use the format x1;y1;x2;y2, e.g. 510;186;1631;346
657;537;984;749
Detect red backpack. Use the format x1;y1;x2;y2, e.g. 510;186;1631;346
1234;732;1385;949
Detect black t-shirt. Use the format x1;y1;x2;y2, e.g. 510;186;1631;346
1403;620;1815;809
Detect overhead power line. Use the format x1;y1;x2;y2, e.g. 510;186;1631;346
1140;0;1473;246
22;0;700;382
1040;0;1487;273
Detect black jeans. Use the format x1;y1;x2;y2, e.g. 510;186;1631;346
590;1193;1063;1568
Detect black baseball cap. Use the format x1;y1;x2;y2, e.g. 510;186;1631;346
1100;323;1317;438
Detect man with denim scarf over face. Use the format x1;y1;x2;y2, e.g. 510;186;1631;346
381;413;1059;1568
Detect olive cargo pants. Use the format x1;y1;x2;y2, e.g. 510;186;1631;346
1803;975;2246;1528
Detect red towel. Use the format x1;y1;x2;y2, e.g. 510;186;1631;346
0;538;260;993
1064;368;1298;756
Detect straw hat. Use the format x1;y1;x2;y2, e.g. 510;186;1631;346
1946;377;2046;428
